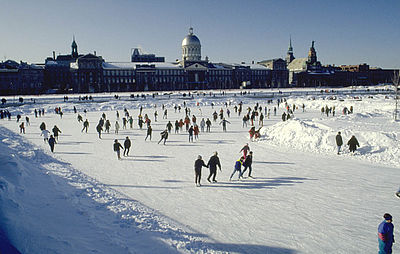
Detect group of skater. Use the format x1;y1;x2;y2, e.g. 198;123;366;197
193;144;254;187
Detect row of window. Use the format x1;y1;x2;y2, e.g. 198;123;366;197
103;70;134;76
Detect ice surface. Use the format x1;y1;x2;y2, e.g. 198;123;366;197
0;88;399;253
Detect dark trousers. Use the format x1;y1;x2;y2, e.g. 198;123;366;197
195;169;201;184
241;165;252;177
208;168;217;181
124;147;130;156
49;144;55;152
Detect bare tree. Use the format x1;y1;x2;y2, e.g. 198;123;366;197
393;70;400;121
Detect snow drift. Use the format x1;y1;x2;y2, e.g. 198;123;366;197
260;118;400;168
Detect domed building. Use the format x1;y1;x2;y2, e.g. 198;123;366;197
182;27;201;61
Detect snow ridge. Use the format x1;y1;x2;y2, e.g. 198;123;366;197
259;118;400;168
0;126;219;254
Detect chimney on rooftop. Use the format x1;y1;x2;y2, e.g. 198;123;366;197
53;51;56;60
94;51;96;56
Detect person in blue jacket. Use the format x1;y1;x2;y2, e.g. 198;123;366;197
378;213;395;254
230;157;244;181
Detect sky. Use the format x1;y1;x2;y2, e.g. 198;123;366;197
1;0;399;68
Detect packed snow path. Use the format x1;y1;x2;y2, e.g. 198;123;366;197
0;90;399;253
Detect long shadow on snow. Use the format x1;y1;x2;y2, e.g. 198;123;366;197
133;155;172;159
205;177;316;190
122;158;165;162
254;161;295;165
200;139;236;144
0;126;298;254
54;151;92;155
106;184;182;190
58;141;92;145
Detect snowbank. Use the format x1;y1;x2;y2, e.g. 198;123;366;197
260;118;400;168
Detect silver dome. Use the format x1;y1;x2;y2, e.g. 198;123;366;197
181;28;201;47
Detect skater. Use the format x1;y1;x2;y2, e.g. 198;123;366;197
207;151;221;183
129;116;134;129
82;119;89;133
193;124;199;140
200;118;205;132
39;122;46;131
242;115;248;127
249;126;256;141
166;121;173;133
240;143;250;159
206;118;212;132
77;114;83;122
378;213;394;254
96;123;103;139
104;120;111;133
41;128;51;142
282;112;286;122
158;129;168;145
25;116;30;126
115;121;120;134
219;118;231;132
230;157;244;181
188;125;194;142
336;132;343;155
194;155;208;187
48;135;56;153
241;151;253;178
347;135;360;153
174;120;179;134
145;125;152;141
122;117;127;129
19;122;25;134
123;136;131;156
113;139;123;160
52;125;61;141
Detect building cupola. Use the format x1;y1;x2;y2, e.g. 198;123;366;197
181;27;201;61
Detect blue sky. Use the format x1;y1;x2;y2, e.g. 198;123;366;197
1;0;399;68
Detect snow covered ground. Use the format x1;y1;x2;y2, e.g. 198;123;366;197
0;88;399;253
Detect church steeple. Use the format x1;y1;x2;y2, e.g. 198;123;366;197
286;36;295;64
71;36;78;59
307;40;317;65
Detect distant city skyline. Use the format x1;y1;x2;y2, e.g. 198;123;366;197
1;0;399;68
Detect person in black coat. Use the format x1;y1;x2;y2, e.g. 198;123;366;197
188;126;194;142
52;125;62;141
48;135;56;153
113;139;123;160
39;122;46;131
336;132;343;155
96;123;103;139
145;125;152;141
241;151;253;178
347;135;360;153
207;152;221;183
158;129;168;145
194;155;208;187
123;137;131;156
